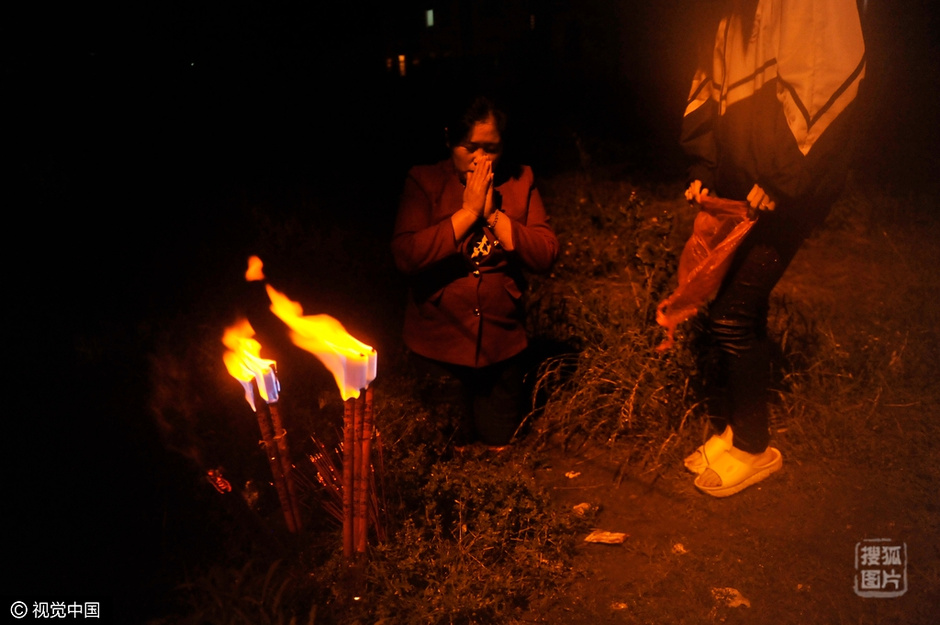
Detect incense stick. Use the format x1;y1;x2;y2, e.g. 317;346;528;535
269;402;302;531
254;383;297;533
342;397;356;557
357;387;375;552
354;392;367;554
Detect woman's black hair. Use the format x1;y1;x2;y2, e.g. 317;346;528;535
443;95;507;147
443;94;522;180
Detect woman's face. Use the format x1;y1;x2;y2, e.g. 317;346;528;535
451;114;503;182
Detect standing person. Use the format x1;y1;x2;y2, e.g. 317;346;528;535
391;96;559;450
680;0;866;496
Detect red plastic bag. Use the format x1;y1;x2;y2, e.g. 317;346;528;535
656;196;754;350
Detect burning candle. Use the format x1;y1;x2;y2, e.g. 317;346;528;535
222;318;280;411
265;284;377;400
262;282;377;556
222;318;301;533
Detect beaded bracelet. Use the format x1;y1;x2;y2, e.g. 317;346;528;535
488;209;500;229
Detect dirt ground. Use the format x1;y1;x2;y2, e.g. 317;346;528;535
529;194;940;624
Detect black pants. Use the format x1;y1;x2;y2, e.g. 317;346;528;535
411;352;527;447
707;206;820;454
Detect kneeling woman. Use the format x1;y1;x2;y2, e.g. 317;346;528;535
391;96;559;449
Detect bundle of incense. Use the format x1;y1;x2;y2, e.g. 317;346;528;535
342;386;374;558
308;438;344;524
309;426;385;540
253;382;302;533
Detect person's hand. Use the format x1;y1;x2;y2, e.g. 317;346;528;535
482;172;495;220
463;158;493;219
685;179;709;207
746;183;776;219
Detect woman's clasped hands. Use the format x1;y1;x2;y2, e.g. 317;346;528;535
463;157;495;222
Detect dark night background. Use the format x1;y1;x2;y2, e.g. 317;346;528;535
4;1;937;621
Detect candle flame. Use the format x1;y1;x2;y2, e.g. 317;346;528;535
222;318;280;410
245;255;265;282
265;284;377;400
